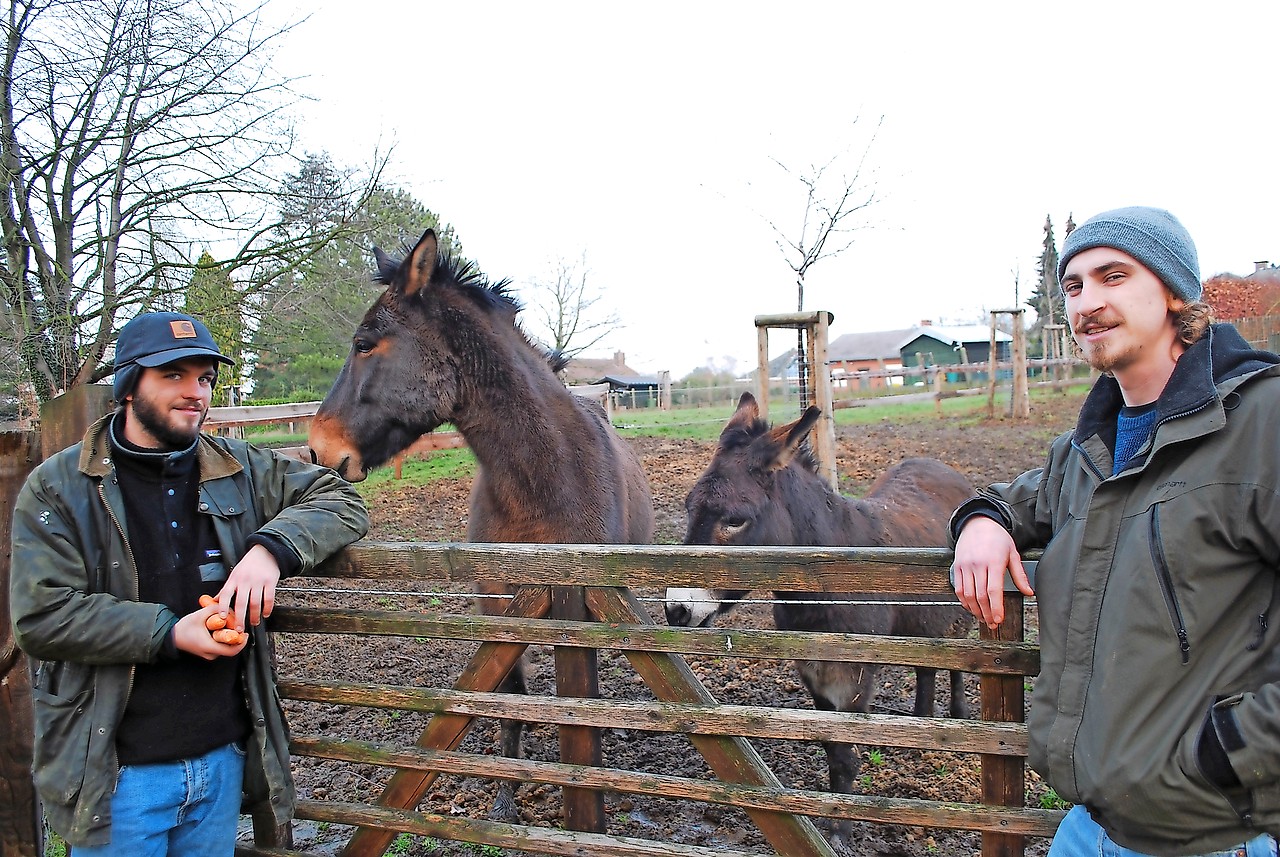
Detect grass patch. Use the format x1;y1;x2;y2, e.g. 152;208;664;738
355;448;477;497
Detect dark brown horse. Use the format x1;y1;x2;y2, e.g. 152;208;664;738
664;392;974;843
309;229;654;819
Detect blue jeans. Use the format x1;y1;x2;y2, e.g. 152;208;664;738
1048;805;1277;857
74;741;245;857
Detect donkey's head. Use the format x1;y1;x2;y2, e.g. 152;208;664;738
664;391;822;627
308;228;518;480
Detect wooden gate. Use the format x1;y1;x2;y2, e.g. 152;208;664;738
244;542;1053;857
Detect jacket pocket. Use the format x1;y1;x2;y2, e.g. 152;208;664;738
1149;506;1191;665
198;560;229;583
30;681;93;805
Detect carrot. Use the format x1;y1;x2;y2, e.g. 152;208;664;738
211;628;248;645
199;594;241;638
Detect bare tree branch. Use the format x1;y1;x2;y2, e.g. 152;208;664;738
0;0;387;401
760;115;885;312
523;252;622;361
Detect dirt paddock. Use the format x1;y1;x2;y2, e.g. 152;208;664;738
271;390;1087;857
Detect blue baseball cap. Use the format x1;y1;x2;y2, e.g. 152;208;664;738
113;311;233;398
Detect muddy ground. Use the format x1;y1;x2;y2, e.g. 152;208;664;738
268;389;1087;857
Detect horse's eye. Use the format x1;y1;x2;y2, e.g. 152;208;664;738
720;517;748;535
353;338;374;354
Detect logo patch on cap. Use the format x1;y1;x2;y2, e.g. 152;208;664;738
169;320;198;339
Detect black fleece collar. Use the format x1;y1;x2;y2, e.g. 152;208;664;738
108;411;199;477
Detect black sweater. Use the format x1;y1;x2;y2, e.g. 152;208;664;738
110;416;249;765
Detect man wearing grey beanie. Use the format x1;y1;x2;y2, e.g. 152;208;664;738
950;206;1280;856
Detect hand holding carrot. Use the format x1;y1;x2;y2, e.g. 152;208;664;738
214;544;282;633
173;596;248;660
198;594;249;645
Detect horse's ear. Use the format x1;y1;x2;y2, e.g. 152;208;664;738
373;246;397;283
721;392;760;439
400;229;439;297
766;406;822;470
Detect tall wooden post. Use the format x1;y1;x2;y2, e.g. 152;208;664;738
754;312;837;490
2;385;114;856
552;588;603;832
986;314;999;419
986;311;1030;419
812;311;836;490
755;325;771;419
980;590;1026;857
1010;309;1029;418
38;385;115;460
1;432;41;857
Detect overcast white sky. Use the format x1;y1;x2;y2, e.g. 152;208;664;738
267;1;1280;379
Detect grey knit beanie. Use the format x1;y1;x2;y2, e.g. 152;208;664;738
1057;206;1202;302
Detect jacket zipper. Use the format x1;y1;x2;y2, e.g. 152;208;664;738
1148;507;1191;664
98;480;138;783
1070;438;1108;481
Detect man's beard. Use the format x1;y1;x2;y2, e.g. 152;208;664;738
1080;338;1138;375
131;393;205;449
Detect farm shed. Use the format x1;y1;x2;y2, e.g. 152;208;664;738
898;323;1012;375
563;351;661;408
826;327;915;390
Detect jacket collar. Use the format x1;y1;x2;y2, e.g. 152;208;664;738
79;410;244;481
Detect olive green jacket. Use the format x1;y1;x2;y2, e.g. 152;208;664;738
10;413;369;847
953;325;1280;855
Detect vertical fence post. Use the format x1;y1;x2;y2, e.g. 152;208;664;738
1;431;42;857
987;314;999;418
980;590;1027;857
551;587;604;832
754;312;837;489
1;386;114;855
756;325;771;421
811;311;836;492
1010;310;1029;419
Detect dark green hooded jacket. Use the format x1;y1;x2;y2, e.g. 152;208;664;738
953;324;1280;855
10;413;369;847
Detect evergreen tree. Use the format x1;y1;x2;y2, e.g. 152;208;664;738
185;252;244;405
1026;214;1067;354
249;158;469;400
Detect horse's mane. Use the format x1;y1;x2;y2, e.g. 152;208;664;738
374;240;565;373
375;241;521;315
720;416;820;474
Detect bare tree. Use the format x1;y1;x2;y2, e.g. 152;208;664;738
0;0;384;402
523;253;621;361
760;117;884;403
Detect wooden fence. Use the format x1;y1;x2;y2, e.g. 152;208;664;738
220;542;1056;857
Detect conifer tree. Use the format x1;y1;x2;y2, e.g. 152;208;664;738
249;156;467;400
1026;215;1067;353
185;252;245;405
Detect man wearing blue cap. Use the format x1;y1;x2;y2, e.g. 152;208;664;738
10;311;370;855
949;207;1280;856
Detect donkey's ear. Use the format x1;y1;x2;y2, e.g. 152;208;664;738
765;406;821;470
721;391;760;438
400;229;439;297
